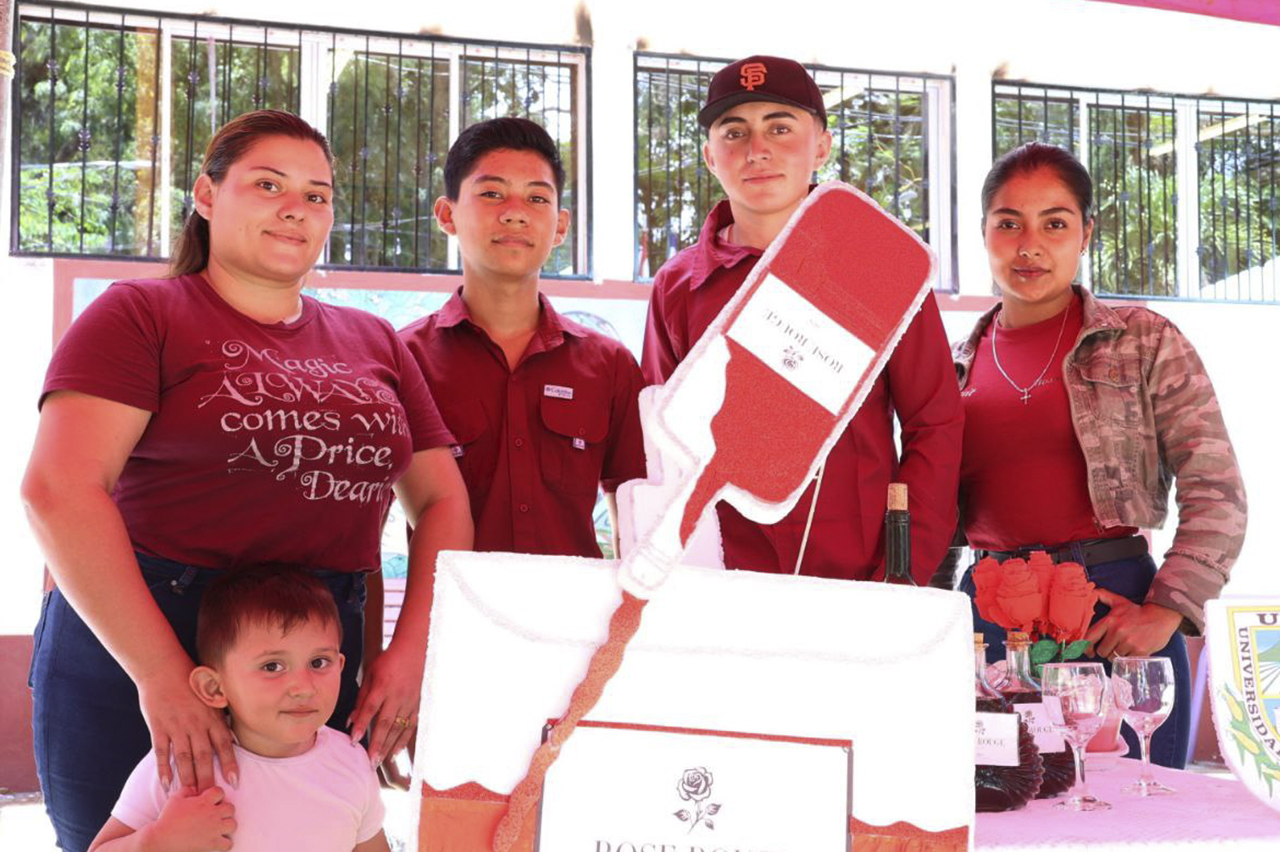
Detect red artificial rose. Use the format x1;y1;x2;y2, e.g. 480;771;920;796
972;557;1007;627
993;560;1045;634
974;557;1045;633
1046;562;1097;642
1025;550;1056;635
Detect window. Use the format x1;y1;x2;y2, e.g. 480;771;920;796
994;82;1280;302
13;3;591;276
635;53;956;289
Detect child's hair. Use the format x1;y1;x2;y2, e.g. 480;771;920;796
442;116;565;202
196;566;342;667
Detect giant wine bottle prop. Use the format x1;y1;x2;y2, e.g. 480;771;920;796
623;182;934;595
492;183;934;851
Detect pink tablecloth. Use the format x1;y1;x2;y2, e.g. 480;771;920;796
975;759;1280;850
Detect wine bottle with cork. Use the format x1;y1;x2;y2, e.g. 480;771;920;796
882;482;915;585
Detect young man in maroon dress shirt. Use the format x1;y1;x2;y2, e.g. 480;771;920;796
401;118;646;557
641;55;964;583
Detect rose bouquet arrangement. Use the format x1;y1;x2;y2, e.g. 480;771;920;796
973;550;1099;676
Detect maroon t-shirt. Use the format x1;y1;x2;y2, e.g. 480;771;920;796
642;199;965;582
961;293;1136;549
400;291;647;557
42;274;453;572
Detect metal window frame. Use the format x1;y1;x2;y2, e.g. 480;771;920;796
993;79;1280;304
11;1;593;278
633;51;958;292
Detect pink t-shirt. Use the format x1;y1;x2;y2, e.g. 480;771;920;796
42;274;452;571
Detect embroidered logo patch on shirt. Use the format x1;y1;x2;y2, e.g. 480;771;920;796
544;384;574;400
572;437;586;450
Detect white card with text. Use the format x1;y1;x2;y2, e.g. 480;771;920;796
537;722;852;852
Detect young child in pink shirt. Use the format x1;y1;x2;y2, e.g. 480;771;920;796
89;567;389;852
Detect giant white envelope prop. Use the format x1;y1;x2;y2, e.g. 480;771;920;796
411;552;975;849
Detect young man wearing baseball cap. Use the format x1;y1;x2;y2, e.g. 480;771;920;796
641;55;963;583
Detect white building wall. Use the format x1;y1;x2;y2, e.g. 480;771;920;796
3;0;1276;632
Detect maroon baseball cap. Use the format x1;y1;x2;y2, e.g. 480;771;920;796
697;55;827;129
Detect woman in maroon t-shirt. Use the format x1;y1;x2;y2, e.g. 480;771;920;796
22;111;473;851
949;143;1246;770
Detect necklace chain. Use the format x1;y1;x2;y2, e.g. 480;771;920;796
990;305;1071;405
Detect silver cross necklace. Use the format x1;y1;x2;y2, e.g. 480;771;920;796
989;303;1071;405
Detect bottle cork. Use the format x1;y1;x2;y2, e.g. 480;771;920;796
887;482;908;512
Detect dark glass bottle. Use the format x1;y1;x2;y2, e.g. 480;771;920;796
882;482;916;585
997;630;1075;799
974;634;1044;812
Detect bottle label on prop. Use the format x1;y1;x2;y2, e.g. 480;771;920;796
975;712;1020;767
1015;702;1067;753
726;273;874;415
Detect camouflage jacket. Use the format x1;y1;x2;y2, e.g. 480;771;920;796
954;287;1246;634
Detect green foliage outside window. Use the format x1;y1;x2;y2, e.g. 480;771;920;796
995;86;1280;301
15;12;585;276
328;50;451;270
17;19;152;254
169;35;300;242
1197;111;1280;298
1089;105;1177;297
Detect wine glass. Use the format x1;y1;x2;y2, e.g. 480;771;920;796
1041;662;1112;811
1112;656;1176;796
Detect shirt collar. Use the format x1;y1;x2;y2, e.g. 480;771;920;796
688;199;762;291
437;287;588;344
435;288;472;329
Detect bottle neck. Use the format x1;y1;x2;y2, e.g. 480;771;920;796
1003;641;1041;693
974;645;1000;699
883;509;914;584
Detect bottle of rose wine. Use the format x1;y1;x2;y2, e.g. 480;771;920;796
997;630;1075;799
974;634;1044;812
882;482;915;585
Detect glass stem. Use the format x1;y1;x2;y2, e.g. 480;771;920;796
1071;741;1091;800
1140;731;1154;785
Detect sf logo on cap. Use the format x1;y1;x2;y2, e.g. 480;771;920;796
739;62;767;91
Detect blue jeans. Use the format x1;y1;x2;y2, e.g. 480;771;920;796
960;552;1191;769
28;554;367;852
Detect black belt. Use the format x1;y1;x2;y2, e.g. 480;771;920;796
975;536;1148;568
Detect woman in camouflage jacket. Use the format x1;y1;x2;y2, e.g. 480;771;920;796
951;142;1246;770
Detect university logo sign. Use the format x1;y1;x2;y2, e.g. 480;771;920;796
1207;598;1280;810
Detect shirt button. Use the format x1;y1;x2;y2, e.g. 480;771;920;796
519;503;530;513
577;427;586;436
514;438;524;448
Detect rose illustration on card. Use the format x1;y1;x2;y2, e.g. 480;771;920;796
673;767;721;833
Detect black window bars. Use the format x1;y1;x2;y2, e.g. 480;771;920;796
635;52;957;291
995;81;1280;303
13;2;591;277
